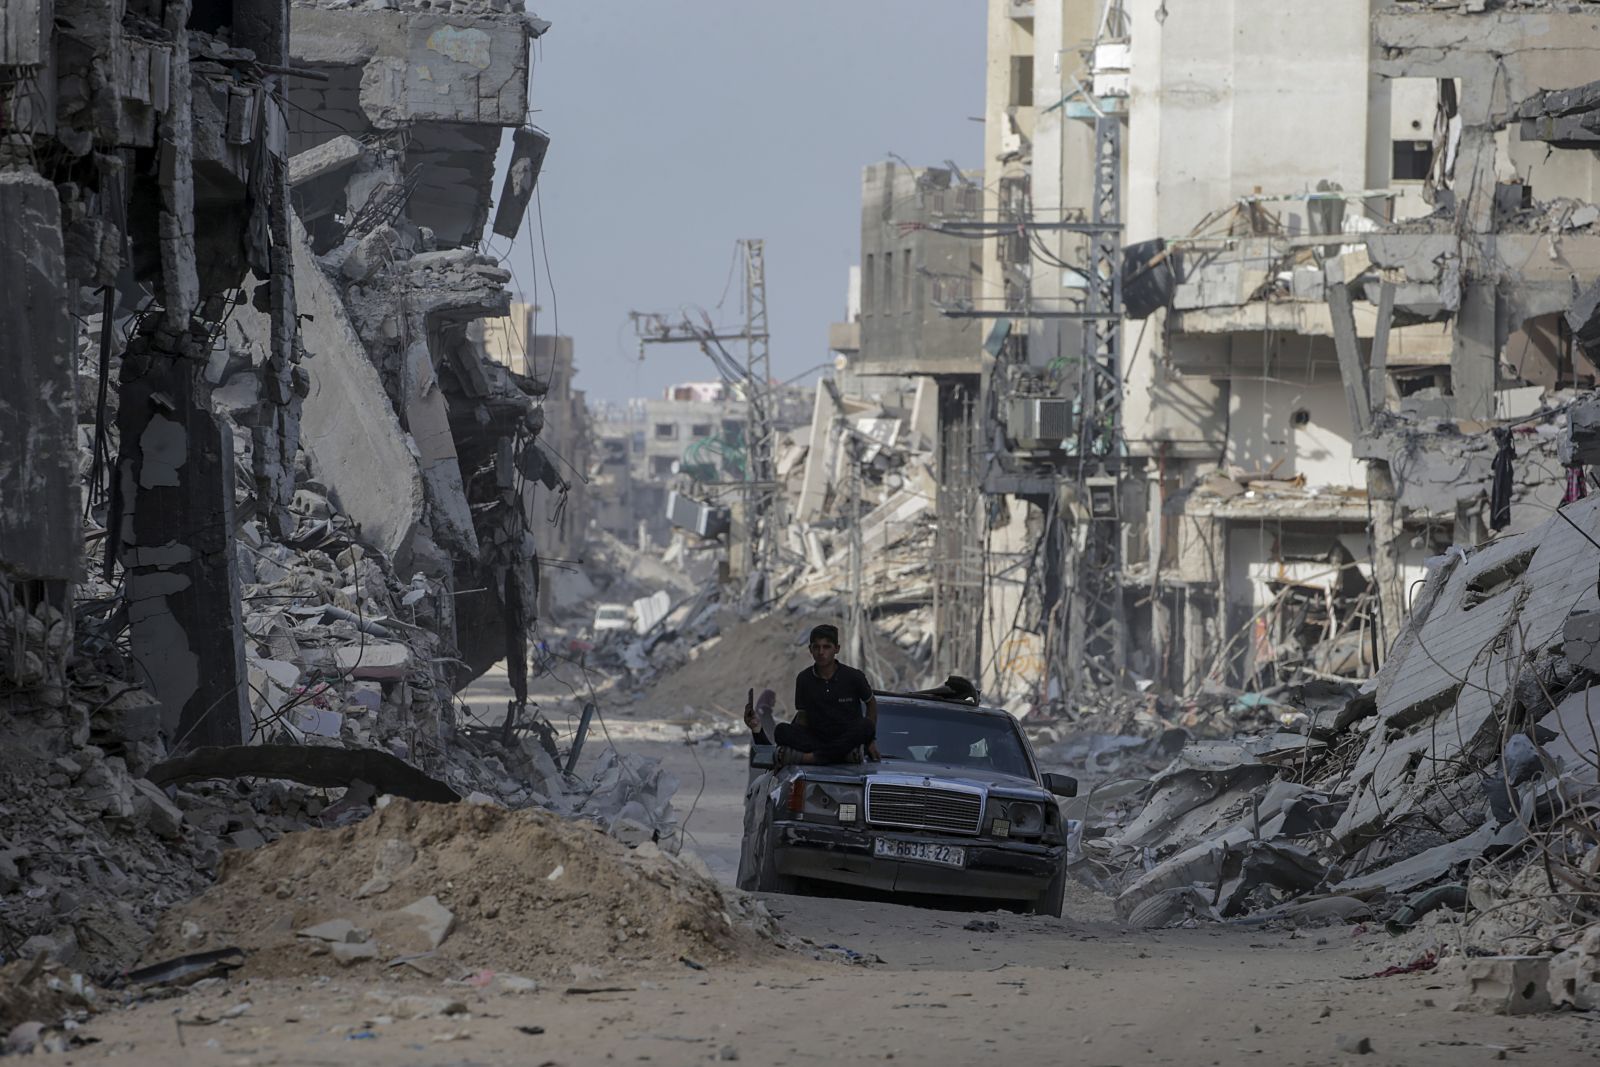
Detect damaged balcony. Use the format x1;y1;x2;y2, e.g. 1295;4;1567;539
286;0;546;249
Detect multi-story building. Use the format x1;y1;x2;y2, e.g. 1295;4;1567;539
852;163;986;379
977;0;1600;707
590;408;641;545
824;162;991;678
584;387;746;548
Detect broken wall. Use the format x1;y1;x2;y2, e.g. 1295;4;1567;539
0;170;77;581
1127;0;1375;242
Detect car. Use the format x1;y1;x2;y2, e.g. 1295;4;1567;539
736;691;1079;915
592;603;633;633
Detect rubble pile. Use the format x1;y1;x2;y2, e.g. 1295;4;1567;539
1;572;684;982
600;592;922;721
0;597;220;978
231;480;562;808
1075;493;1600;1011
0;958;100;1048
776;386;943;679
6;426;683;979
142;799;783;981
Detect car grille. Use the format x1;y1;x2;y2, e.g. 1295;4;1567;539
867;783;982;835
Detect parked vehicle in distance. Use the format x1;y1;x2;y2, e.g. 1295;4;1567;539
737;691;1078;915
592;603;633;633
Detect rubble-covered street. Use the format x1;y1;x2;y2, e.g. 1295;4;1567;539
7;0;1600;1063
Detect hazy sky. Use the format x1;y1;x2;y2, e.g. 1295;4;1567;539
493;1;986;405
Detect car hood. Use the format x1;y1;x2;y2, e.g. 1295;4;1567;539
806;760;1047;797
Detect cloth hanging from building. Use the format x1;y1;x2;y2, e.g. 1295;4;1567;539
1564;465;1589;506
1490;428;1515;531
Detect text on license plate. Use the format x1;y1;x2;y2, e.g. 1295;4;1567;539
874;838;965;868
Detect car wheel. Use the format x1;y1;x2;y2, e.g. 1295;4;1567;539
735;828;759;892
752;805;798;895
1028;866;1067;917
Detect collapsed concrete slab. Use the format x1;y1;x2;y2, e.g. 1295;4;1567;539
491;126;549;240
274;216;425;563
1332;495;1600;850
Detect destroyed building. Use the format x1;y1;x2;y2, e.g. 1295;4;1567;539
480;309;594;615
0;0;616;973
946;0;1600;713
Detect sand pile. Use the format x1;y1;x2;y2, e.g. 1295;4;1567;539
141;800;783;981
631;606;918;720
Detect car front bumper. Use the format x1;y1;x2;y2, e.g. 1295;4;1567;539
772;822;1063;901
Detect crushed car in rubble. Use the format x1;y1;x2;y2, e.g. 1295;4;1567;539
737;691;1079;915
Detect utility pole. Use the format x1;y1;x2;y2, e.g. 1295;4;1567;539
742;240;777;579
846;433;865;668
630;239;776;583
928;8;1131;710
1068;112;1128;703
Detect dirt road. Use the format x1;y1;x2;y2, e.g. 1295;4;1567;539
71;677;1600;1066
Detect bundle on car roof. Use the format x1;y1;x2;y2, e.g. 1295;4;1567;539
874;675;981;706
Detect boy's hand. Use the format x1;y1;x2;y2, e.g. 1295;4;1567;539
743;687;759;732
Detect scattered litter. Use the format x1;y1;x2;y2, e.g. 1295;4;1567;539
1351;952;1437;980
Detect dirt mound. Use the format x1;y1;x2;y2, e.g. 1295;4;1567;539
632;606;918;720
141;800;783;981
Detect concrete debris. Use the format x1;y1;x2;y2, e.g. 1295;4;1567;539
363;992;468;1020
297;919;367;944
0;0;586;990
398;895;457;951
1547;928;1600;1011
1046;481;1600;1012
0;957;99;1034
1452;956;1554;1016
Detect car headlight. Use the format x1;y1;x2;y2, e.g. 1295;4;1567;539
801;782;863;823
992;800;1044;837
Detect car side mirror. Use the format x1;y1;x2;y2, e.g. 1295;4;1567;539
750;744;778;770
1043;772;1078;798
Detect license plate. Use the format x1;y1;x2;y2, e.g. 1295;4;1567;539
874;838;965;869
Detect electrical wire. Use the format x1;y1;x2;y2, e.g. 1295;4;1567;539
535;182;559;350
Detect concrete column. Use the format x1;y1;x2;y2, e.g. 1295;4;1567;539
1181;585;1213;691
1456;79;1499;239
1451;281;1497;423
1151;589;1173;692
1366;460;1407;657
0;168;79;581
250;127;303;540
115;335;249;749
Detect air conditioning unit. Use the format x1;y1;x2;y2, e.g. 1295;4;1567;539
1007;397;1073;450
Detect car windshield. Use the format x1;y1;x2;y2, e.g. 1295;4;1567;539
597;607;627;619
874;702;1034;779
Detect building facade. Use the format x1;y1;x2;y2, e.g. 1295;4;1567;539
976;0;1600;708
